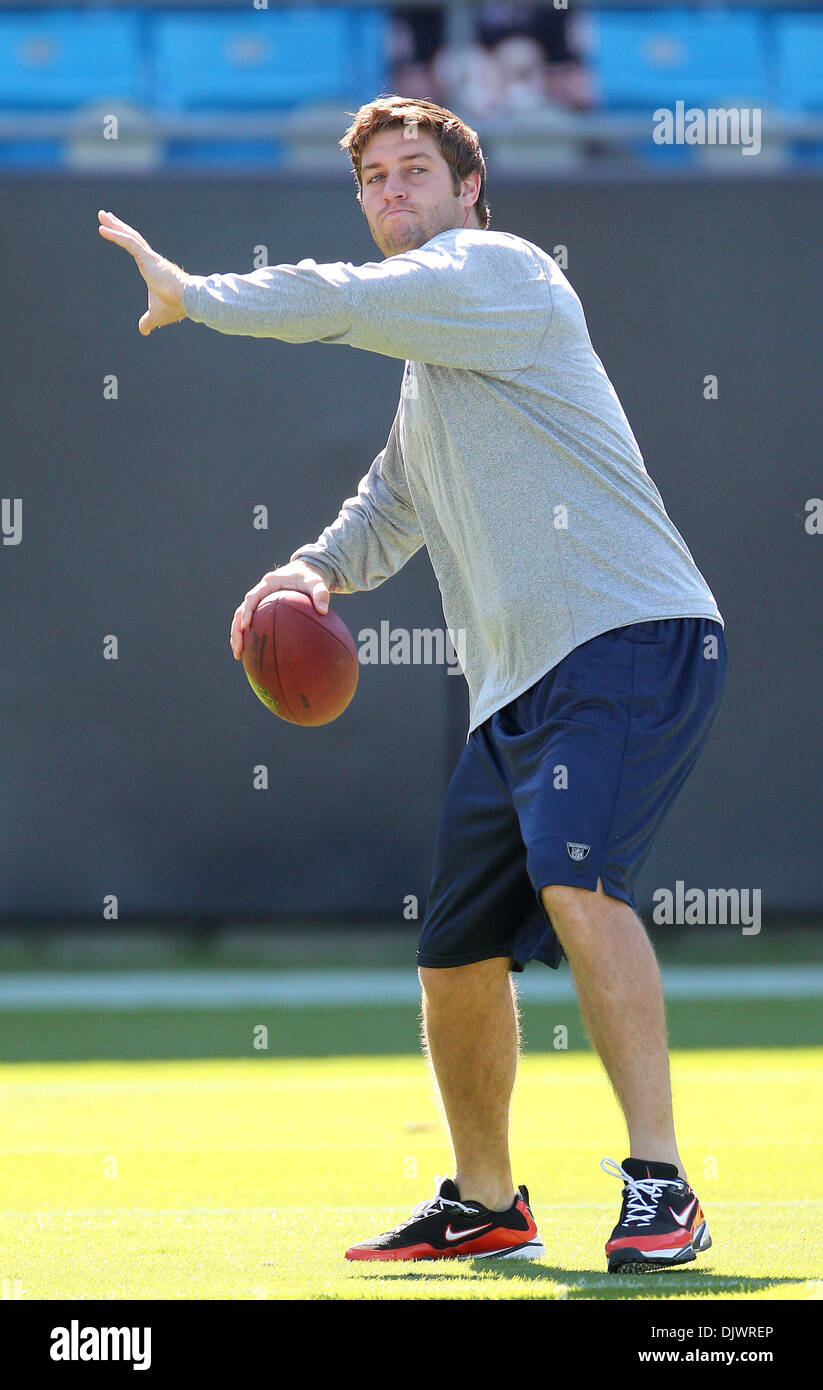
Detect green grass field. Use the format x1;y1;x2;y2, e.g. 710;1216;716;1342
2;1042;821;1301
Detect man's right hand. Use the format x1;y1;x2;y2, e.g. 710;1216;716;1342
230;561;332;659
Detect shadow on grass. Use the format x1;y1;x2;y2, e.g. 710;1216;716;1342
350;1262;803;1299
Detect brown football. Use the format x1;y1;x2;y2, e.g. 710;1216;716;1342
241;591;358;725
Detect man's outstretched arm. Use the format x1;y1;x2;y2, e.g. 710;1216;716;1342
98;208;550;370
98;210;189;336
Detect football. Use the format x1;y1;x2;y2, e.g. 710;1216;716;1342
241;590;359;725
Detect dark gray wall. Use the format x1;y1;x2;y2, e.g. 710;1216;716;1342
2;172;821;923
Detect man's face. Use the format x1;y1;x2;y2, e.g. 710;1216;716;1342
360;125;481;258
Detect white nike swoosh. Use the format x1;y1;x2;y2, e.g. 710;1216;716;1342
670;1196;698;1227
444;1222;494;1243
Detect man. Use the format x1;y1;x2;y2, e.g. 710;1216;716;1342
98;95;726;1272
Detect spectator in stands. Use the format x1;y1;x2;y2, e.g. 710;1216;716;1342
478;2;593;112
389;6;445;105
390;2;593;117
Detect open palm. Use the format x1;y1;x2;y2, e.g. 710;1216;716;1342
97;209;188;336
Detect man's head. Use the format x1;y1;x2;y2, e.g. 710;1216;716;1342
340;96;491;258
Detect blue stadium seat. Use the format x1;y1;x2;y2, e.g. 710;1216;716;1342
150;8;389;110
347;8;390;103
590;9;770;110
774;16;823;110
164;137;285;171
0;12;146;107
0;140;64;169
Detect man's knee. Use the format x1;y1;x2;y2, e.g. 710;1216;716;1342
541;879;644;962
419;956;511;999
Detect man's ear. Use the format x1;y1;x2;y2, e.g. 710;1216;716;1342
461;171;481;208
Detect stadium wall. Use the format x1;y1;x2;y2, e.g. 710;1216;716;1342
1;172;820;923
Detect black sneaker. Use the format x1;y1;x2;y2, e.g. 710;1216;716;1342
601;1156;712;1273
345;1176;544;1261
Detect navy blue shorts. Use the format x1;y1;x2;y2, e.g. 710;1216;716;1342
417;617;728;973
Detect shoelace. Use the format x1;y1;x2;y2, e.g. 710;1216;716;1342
600;1156;680;1228
397;1176;480;1230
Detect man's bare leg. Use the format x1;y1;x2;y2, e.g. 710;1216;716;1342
541;876;686;1180
419;957;519;1210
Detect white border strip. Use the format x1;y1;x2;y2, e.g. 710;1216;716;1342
0;966;821;1009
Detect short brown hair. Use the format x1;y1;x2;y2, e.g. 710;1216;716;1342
339;94;491;230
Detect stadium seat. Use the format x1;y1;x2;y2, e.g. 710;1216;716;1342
163;137;285;170
774;15;823;110
150;7;389;110
589;9;771;110
0;12;146;107
0;139;63;170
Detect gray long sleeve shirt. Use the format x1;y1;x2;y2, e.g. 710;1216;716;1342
182;227;723;735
